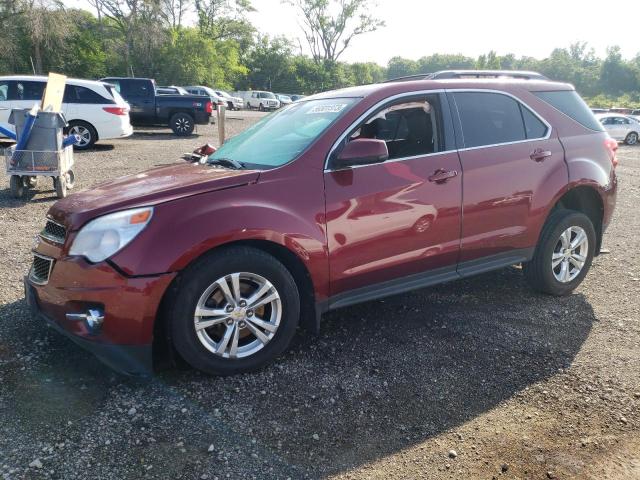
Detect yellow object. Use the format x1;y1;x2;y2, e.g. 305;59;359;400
41;73;67;113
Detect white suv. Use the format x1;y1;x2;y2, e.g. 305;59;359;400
596;113;640;145
0;76;133;150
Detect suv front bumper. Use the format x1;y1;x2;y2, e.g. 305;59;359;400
26;278;153;375
23;254;176;375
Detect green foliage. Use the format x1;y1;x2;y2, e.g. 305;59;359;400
1;1;640;105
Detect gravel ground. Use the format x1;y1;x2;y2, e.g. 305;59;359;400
0;113;638;480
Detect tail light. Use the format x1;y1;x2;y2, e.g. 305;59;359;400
103;106;129;116
604;137;619;168
205;101;213;114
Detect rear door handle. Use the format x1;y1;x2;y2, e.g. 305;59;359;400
428;169;458;183
530;148;552;162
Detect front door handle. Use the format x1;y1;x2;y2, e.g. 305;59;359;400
530;148;552;162
428;168;458;183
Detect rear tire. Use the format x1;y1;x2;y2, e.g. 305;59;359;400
523;209;596;295
68;121;97;150
170;112;195;136
9;175;24;198
169;247;300;375
625;132;638;145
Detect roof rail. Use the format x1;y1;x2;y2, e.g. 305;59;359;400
385;70;549;83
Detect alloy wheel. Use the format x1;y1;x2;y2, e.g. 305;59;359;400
627;133;638;145
175;117;192;133
69;125;92;147
551;226;589;283
193;272;282;359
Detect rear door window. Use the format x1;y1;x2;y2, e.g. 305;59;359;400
453;92;527;148
534;90;604;131
520;105;548;139
63;85;112;104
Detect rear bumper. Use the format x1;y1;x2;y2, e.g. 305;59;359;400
194;111;211;125
25;278;152;375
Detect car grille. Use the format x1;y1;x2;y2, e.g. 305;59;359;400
30;254;53;285
41;219;66;243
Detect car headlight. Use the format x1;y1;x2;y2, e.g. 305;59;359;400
69;207;153;263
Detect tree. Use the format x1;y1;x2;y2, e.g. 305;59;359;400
286;0;384;64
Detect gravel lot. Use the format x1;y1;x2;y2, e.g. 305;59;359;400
0;112;638;480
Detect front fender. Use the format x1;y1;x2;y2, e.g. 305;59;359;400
110;177;330;300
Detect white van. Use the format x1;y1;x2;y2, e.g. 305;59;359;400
236;91;280;111
0;76;133;150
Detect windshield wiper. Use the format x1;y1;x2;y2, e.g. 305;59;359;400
207;157;246;170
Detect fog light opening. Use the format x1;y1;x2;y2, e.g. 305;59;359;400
65;308;105;334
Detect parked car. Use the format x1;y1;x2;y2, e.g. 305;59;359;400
26;70;617;376
290;94;307;102
101;77;212;135
275;94;292;107
185;87;242;111
157;86;189;95
596;113;639;145
237;90;280;111
0;75;133;150
182;86;226;110
591;108;609;114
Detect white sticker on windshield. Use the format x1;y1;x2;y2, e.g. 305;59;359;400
307;104;347;114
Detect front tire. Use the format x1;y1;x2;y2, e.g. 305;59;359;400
625;132;638;145
524;209;596;295
9;175;25;198
169;247;300;375
54;175;67;198
170;112;195;136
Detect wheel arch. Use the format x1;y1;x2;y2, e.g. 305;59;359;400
152;238;320;370
552;185;604;254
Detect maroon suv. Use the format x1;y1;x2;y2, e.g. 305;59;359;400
25;71;618;375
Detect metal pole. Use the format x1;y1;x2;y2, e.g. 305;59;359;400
217;104;226;145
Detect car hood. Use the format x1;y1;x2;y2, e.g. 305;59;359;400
49;162;260;229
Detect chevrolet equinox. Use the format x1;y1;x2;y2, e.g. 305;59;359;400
25;70;618;375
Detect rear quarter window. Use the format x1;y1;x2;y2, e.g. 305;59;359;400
534;90;604;132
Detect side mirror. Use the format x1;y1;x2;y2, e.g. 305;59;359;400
333;138;389;169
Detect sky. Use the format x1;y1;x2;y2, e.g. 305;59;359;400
70;0;637;65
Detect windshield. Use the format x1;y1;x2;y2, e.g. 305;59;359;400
278;95;292;102
216;91;230;98
259;92;276;99
208;98;358;168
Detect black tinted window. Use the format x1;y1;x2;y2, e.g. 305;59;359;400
13;81;45;101
63;85;111;104
454;92;526;148
534;90;604;131
520;105;548;139
123;80;152;97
